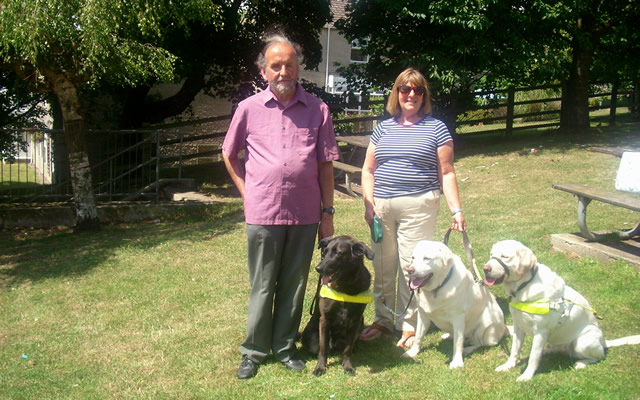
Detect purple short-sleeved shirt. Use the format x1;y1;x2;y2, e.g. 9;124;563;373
222;85;339;225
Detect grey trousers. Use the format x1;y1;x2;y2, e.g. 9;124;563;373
241;223;318;363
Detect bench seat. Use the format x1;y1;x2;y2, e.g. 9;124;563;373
553;183;640;241
333;161;362;197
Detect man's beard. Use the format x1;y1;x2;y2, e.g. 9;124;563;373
270;78;296;97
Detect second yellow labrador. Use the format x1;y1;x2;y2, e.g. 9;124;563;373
403;240;507;368
484;240;640;381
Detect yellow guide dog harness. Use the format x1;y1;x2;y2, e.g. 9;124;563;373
320;285;373;304
505;264;602;319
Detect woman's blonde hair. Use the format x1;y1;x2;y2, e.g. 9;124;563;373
386;68;432;117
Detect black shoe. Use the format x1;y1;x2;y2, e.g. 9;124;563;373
282;358;306;372
237;356;258;380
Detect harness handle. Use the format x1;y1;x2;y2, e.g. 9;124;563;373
443;228;484;285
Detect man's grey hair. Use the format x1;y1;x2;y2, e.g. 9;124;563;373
256;33;303;70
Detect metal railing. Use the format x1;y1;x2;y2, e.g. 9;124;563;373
2;130;168;203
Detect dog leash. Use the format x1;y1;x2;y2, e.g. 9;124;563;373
381;287;415;318
309;276;322;316
442;228;484;285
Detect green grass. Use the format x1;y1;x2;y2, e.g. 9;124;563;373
1;162;41;188
457;106;628;135
2;121;640;399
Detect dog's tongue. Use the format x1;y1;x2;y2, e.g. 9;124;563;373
322;275;330;285
484;278;496;287
410;278;426;290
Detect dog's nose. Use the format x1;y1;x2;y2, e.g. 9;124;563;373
407;266;415;275
483;263;492;272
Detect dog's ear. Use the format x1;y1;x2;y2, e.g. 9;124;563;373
441;245;456;268
353;241;375;260
514;244;537;277
318;236;333;250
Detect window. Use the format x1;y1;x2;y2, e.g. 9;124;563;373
350;39;369;63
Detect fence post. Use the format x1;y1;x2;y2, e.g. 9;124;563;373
178;132;184;180
506;87;515;138
155;132;160;202
609;80;618;126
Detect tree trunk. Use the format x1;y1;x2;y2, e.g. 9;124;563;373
560;16;596;134
50;74;101;231
50;96;71;188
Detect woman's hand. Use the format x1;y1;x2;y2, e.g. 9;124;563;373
451;211;466;232
364;205;376;226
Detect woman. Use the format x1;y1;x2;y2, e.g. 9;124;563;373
359;68;466;347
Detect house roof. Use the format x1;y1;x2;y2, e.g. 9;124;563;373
326;0;348;28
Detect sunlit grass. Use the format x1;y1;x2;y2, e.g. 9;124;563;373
1;162;41;186
1;122;640;399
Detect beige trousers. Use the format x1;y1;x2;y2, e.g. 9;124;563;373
371;190;440;332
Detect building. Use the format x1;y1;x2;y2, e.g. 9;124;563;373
299;0;366;94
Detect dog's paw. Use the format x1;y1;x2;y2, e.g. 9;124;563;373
516;372;534;382
402;345;420;359
495;360;516;372
313;367;326;377
449;357;464;369
574;361;588;369
342;359;356;375
343;366;356;376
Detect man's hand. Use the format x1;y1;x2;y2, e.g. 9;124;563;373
318;213;334;240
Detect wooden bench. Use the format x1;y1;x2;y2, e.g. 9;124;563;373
553;152;640;241
333;134;370;197
333;160;362;197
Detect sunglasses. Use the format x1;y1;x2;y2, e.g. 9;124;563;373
398;85;426;96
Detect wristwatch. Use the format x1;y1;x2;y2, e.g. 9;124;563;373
322;207;335;215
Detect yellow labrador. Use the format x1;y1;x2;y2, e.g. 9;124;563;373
484;240;640;381
403;241;507;368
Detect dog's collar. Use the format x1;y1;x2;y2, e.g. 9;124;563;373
510;265;538;298
320;285;373;304
432;265;454;294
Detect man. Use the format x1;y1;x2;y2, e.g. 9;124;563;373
222;34;339;380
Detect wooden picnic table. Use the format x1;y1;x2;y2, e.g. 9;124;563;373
554;146;640;241
333;134;371;197
336;134;372;149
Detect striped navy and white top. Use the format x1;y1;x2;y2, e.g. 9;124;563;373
371;116;452;198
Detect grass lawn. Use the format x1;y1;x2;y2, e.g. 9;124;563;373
1;162;41;187
1;120;640;399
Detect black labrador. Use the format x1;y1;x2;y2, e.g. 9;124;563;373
301;235;374;376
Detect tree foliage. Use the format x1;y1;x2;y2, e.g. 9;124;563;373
0;0;224;230
335;0;640;132
113;0;332;128
0;1;222;89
